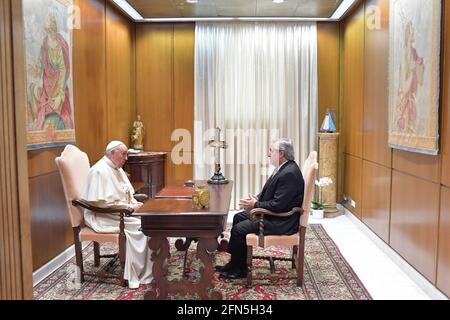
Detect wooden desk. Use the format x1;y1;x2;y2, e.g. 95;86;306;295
135;181;233;300
124;152;167;197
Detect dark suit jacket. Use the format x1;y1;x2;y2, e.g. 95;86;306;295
254;160;304;235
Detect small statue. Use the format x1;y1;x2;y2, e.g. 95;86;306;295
192;184;210;209
320;108;337;133
131;115;145;150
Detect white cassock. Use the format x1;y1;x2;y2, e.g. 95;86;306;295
83;156;152;289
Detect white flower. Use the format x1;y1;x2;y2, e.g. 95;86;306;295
316;177;333;187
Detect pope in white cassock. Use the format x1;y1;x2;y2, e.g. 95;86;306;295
83;141;153;289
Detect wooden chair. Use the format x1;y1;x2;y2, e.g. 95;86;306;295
55;145;139;287
245;151;318;287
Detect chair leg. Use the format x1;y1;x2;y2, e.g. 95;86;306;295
292;245;298;269
119;218;127;287
297;228;306;287
297;252;304;287
246;245;253;287
268;257;276;274
94;242;100;267
119;248;126;287
73;228;84;283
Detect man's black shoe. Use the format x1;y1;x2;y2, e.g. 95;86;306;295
215;262;233;273
219;268;247;279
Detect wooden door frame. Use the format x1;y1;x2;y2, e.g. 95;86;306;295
0;0;33;300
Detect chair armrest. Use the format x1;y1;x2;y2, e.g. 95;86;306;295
72;199;134;217
249;207;303;248
134;193;149;203
249;207;303;221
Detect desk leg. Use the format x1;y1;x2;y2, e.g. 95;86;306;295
144;236;222;300
217;233;228;252
175;238;197;251
175;238;197;278
197;238;222;300
145;236;170;300
175;236;227;253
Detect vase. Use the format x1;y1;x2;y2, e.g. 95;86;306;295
312;209;324;219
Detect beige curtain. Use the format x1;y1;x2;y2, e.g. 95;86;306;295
194;22;318;209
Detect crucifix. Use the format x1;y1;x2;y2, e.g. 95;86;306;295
207;127;229;185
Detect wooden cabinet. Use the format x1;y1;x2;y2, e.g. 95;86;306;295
124;152;167;197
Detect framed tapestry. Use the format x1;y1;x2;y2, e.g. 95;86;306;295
388;0;441;155
23;0;76;150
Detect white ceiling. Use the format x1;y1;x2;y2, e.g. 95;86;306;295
125;0;345;19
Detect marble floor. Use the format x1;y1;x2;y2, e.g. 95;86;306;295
228;208;448;300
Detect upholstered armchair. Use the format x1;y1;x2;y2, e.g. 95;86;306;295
55;145;140;287
245;151;318;287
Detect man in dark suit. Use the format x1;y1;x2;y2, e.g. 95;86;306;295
217;138;305;279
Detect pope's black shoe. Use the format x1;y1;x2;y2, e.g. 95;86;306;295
219;267;248;279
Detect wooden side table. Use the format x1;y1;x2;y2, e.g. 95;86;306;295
318;132;342;218
124;152;167;198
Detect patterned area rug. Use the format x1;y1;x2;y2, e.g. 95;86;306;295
34;224;372;300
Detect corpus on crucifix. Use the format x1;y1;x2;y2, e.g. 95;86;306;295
207;127;228;185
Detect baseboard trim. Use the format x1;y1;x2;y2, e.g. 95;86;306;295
33;241;90;287
344;208;448;300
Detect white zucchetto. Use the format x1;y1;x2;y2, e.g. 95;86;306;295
105;140;126;153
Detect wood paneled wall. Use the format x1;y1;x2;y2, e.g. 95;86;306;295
390;171;440;282
317;23;340;128
317;23;343;201
438;186;450;295
0;0;33;299
29;0;136;271
343;4;365;159
344;154;362;218
361;160;391;242
363;0;391;167
342;0;450;295
342;3;365;217
73;0;107;161
136;23;340;186
437;0;450;297
360;0;392;243
136;23;195;185
106;4;136;144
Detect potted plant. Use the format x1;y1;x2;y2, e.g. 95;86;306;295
311;177;333;219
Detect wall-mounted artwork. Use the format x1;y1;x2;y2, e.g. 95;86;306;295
23;0;75;150
388;0;441;155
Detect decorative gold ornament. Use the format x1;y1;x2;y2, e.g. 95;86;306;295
192;185;210;209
